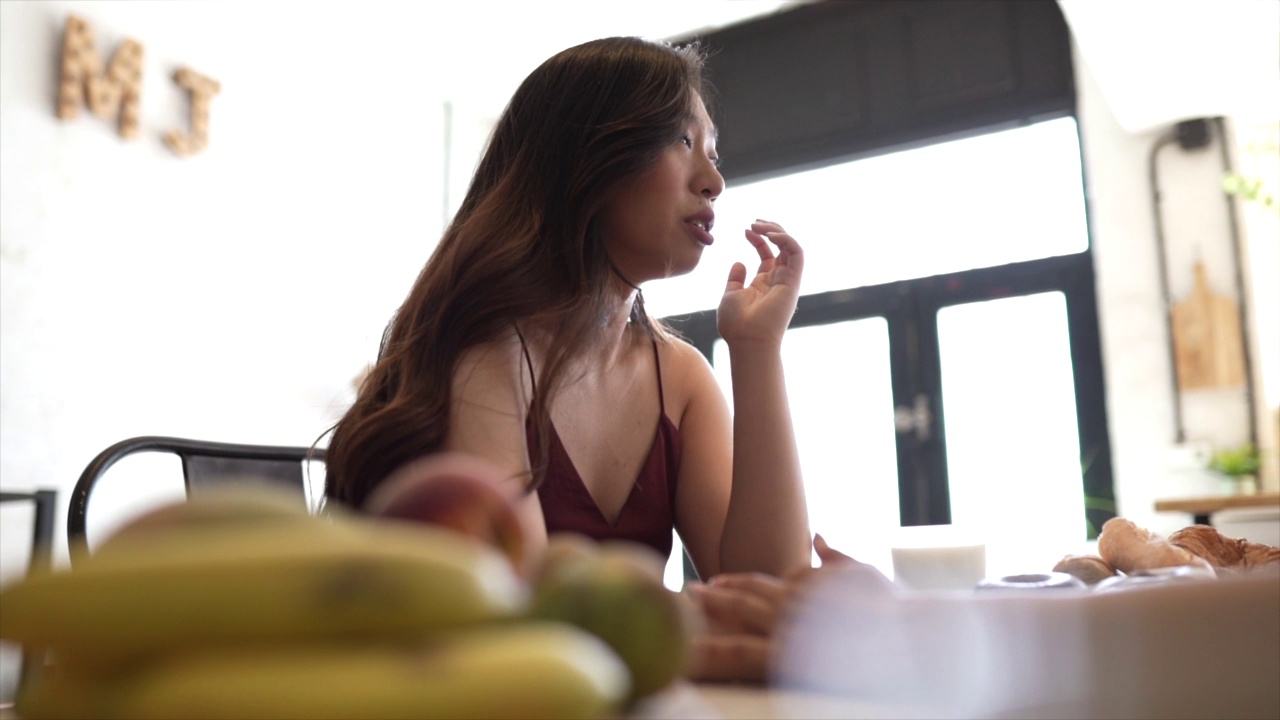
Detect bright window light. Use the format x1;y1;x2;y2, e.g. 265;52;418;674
646;117;1088;318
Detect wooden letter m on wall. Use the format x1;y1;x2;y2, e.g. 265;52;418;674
57;15;144;139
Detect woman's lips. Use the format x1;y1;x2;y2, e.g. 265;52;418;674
685;211;715;246
686;220;714;246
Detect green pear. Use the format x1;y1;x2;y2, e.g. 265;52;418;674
529;540;691;701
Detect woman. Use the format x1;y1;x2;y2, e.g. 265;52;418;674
324;36;811;581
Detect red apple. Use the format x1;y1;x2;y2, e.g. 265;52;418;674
363;452;529;574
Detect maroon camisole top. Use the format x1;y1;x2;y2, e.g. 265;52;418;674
519;333;682;558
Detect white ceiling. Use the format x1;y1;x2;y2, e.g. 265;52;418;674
51;0;801;109
70;0;1275;132
386;0;802;105
1059;0;1280;132
440;0;1279;132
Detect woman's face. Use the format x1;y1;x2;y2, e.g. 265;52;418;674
599;93;725;285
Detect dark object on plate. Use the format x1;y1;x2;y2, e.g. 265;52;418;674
976;572;1087;592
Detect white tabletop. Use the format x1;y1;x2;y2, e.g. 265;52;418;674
631;682;920;720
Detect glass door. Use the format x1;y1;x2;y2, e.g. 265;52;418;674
713;318;901;575
937;291;1088;577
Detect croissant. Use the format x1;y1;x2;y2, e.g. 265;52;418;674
1053;554;1118;585
1097;517;1213;574
1169;524;1280;573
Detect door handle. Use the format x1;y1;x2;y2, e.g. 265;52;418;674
894;393;932;441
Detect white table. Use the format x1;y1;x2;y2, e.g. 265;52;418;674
632;682;919;720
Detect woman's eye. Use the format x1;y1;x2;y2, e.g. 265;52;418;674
710;156;721;168
679;135;693;148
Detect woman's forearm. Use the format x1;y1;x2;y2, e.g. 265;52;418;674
719;341;811;577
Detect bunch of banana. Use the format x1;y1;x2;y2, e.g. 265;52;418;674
16;623;628;720
0;486;630;719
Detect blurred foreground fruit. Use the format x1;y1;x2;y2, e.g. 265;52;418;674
19;623;629;720
2;487;642;719
365;452;529;574
92;483;318;559
1;503;528;670
537;532;600;585
530;539;693;700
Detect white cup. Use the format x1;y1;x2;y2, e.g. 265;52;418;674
890;524;986;592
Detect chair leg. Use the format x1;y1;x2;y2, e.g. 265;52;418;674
15;491;57;698
16;647;46;697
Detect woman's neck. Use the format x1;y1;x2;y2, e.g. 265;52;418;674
520;278;641;371
591;279;642;364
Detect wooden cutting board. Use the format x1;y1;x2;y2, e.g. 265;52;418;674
1171;261;1246;390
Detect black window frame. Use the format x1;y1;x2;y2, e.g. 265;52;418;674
665;0;1116;542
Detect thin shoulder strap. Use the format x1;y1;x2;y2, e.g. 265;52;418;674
651;338;666;414
513;325;537;398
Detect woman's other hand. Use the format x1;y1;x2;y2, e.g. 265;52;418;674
682;534;887;684
717;221;804;348
683;572;786;683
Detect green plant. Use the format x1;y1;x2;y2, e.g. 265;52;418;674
1223;173;1278;214
1207;444;1260;478
1223;132;1279;216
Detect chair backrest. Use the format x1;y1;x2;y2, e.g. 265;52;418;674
67;436;325;563
0;490;56;574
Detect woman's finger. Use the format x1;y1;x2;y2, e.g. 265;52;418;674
688;581;782;636
814;533;854;565
758;229;805;276
708;571;790;606
744;229;777;272
687;633;772;684
724;261;748;293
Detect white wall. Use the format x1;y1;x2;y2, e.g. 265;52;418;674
1074;47;1264;538
0;1;452;557
1;0;1272;576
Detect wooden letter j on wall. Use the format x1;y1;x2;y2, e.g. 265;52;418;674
165;68;221;157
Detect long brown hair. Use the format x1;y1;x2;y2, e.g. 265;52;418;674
323;37;713;509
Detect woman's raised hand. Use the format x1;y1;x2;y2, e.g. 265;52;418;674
717;221;804;348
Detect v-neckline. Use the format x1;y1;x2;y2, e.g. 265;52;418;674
544;418;663;528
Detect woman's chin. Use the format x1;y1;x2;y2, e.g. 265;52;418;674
663;254;703;279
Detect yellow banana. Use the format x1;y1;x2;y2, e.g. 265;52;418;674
1;518;528;667
73;483;324;566
93;483;317;546
13;664;116;720
84;622;629;720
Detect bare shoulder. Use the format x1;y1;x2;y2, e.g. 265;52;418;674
657;334;722;418
658;334;714;372
452;330;530;413
445;330;540;517
445;329;533;476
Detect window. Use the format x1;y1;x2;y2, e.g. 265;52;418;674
658;118;1113;582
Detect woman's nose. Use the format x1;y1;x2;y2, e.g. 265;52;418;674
702;166;725;202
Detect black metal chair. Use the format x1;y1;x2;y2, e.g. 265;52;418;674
67;436;325;565
0;489;57;701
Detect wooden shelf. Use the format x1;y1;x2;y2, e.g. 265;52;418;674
1154;492;1280;526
